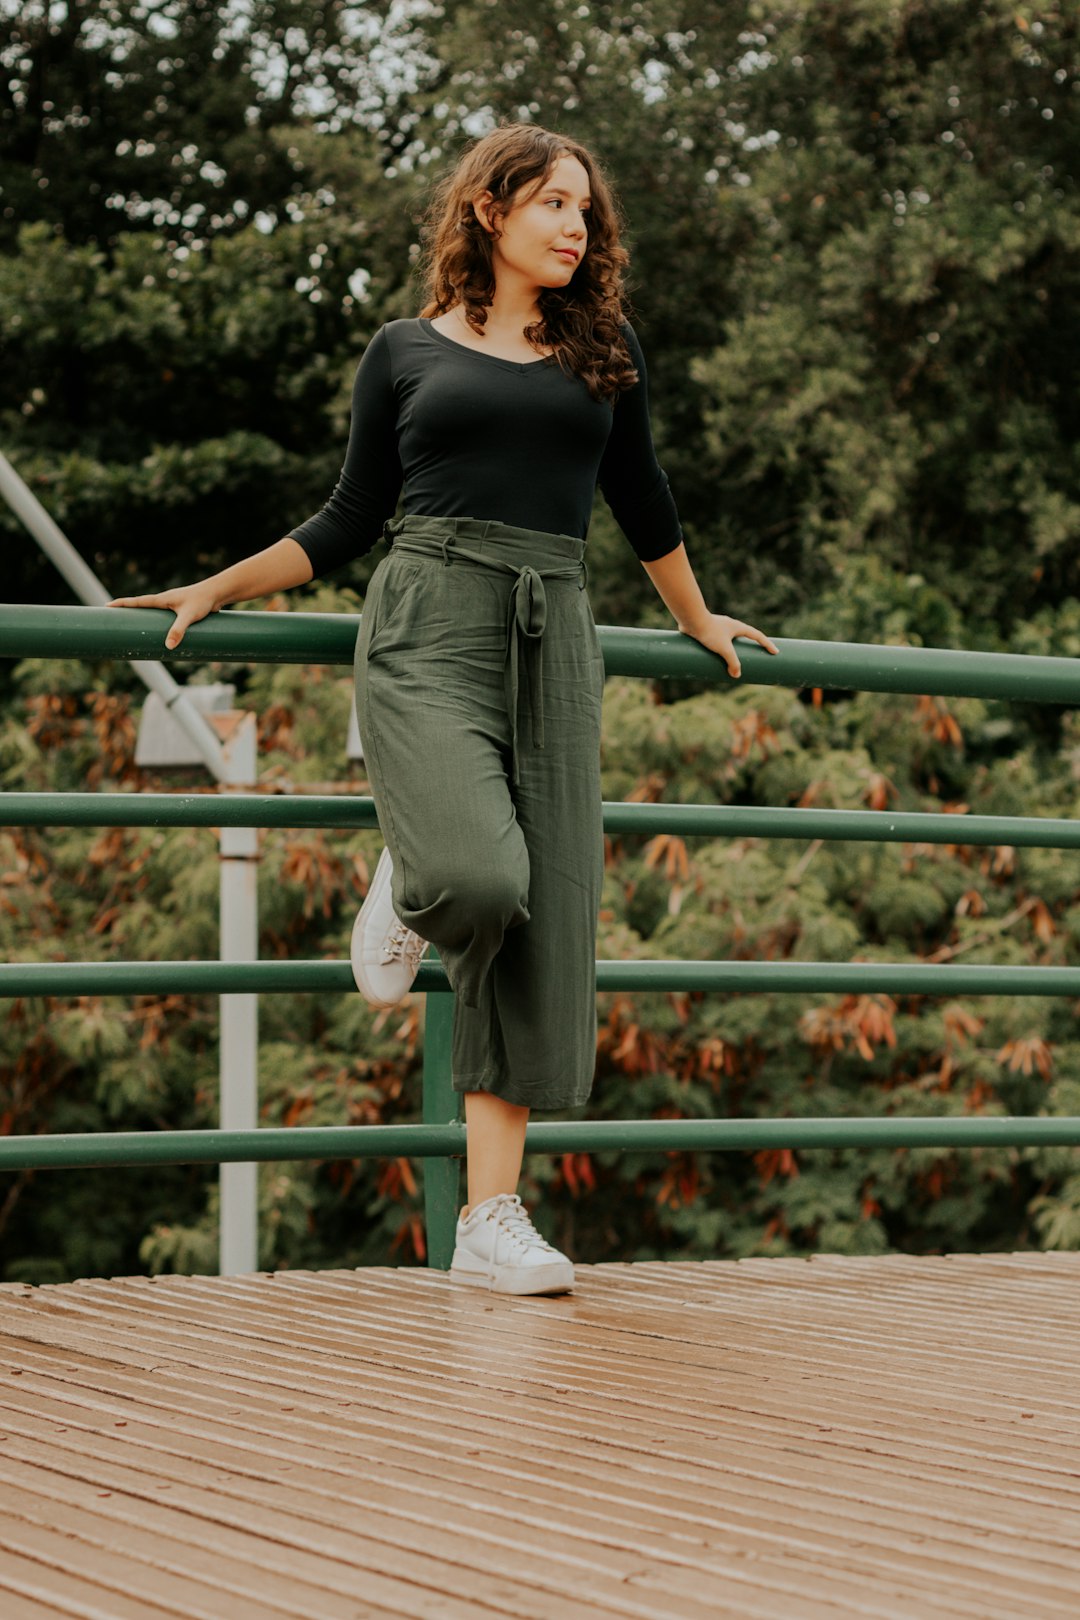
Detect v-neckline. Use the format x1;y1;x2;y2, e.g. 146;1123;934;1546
418;317;555;376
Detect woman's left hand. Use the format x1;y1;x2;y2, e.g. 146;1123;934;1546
678;613;779;680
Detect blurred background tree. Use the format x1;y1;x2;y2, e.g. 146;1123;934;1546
2;0;1079;1279
5;0;1078;631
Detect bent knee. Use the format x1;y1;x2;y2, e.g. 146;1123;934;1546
409;857;525;927
398;854;529;940
453;864;529;927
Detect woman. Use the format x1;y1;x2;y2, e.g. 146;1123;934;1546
108;122;777;1297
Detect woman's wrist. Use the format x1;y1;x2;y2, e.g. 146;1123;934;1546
204;538;314;610
677;610;714;638
199;577;234;611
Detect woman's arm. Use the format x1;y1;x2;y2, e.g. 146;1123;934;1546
108;326;400;649
593;321;778;678
107;537;315;649
207;537;314;605
595;322;683;561
641;542;778;680
285;325;403;575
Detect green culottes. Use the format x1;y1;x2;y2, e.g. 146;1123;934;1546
352;512;606;1112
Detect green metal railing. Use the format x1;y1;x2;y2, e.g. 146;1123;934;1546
3;601;1080;1267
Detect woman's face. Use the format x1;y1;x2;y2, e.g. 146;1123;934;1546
474;154;591;290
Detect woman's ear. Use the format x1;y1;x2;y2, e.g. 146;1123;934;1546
471;190;495;234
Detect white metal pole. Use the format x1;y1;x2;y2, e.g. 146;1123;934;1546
216;711;260;1276
0;451;228;778
2;449;262;1276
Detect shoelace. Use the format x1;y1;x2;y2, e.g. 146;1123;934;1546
380;917;426;973
482;1193;560;1258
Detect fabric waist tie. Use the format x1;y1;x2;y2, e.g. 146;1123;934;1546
383;520;588;788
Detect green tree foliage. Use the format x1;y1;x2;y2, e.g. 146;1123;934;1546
6;0;1078;632
0;0;429;248
0;587;436;1280
397;0;1080;628
3;584;1080;1279
2;0;430;607
3;1;1080;1277
2;216;376;579
583;577;1080;1263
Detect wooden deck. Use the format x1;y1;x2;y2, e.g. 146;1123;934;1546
0;1250;1078;1618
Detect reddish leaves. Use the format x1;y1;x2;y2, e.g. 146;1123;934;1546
753;1147;800;1186
559;1152;596;1197
279;834;346;920
801;993;898;1061
377;1159;424;1261
656;1152;703;1209
257;703;297;756
376;1155;418;1201
730;708;780;763
643;832;692;916
996;1036;1053;1081
915;694;964;749
863;771;898;811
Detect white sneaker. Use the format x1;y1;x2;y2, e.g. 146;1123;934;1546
350;845;428;1007
449;1193;575;1296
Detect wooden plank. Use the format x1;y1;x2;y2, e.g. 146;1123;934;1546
0;1254;1076;1618
10;1270;1080;1509
0;1540;183;1619
0;1402;879;1618
8;1344;1043;1598
4;1276;1075;1607
0;1472;404;1620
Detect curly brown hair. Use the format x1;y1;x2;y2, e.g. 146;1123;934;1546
415;121;639;408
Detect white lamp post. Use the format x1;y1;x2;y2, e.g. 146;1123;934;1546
2;451;261;1278
134;690;260;1277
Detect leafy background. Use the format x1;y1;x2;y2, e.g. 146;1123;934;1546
2;0;1079;1279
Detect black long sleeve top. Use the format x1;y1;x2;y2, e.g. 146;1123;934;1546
286;316;684;575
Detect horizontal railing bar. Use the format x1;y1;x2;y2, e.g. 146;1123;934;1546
1;1115;1077;1172
5;604;1080;703
603;803;1080;847
0;792;379;830
2;959;1079;997
2;792;1078;850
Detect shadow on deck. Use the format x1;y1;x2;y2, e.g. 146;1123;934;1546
0;1250;1077;1618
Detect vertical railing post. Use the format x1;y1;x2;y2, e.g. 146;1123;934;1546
421;946;462;1269
217;711;260;1276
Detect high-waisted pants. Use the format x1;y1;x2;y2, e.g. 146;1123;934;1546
352;512;606;1112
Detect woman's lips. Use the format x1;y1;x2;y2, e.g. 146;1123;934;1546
553;249;578;261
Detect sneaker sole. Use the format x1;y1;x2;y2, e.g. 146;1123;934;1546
449;1260;575;1296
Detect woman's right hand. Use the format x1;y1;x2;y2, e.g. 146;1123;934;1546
105;582;222;650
